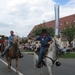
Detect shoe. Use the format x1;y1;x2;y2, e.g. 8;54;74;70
36;64;41;68
56;61;61;66
19;54;23;58
42;60;46;66
1;53;4;57
36;63;43;68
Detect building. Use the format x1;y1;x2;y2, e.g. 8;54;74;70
28;14;75;48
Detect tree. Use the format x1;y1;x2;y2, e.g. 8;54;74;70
24;38;28;43
62;22;75;45
32;25;54;37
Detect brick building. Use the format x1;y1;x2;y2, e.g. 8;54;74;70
28;14;75;49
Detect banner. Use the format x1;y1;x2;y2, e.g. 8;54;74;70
54;4;60;36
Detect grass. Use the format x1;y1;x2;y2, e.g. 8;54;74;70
21;50;34;55
21;50;34;52
60;53;75;58
27;52;75;58
27;53;34;55
21;50;75;58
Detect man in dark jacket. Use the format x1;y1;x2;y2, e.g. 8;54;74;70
36;29;53;67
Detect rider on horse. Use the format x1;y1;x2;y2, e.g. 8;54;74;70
1;36;5;45
29;29;53;67
30;29;61;68
1;30;23;58
36;29;53;67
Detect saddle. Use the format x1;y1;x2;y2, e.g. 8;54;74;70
7;44;19;59
35;46;49;57
35;46;49;67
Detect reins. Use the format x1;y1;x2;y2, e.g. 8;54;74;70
45;41;61;64
46;56;57;64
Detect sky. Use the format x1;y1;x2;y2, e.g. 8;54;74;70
54;0;69;5
0;0;75;37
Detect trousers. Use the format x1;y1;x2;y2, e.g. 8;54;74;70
38;47;45;63
3;43;20;54
3;43;12;54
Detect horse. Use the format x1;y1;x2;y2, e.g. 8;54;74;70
6;35;19;74
34;38;63;75
0;43;5;54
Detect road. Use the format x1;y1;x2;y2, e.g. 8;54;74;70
0;53;75;75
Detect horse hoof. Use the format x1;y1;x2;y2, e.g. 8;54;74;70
9;69;11;72
16;71;18;74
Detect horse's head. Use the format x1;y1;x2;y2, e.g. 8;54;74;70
54;38;63;55
13;35;19;44
48;38;63;56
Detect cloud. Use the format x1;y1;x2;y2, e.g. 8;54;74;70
60;0;75;17
0;0;75;37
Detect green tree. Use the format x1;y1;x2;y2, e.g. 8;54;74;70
24;38;28;43
62;22;75;44
33;25;54;37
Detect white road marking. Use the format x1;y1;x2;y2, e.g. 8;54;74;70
0;58;24;75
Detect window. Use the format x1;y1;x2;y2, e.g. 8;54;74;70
66;22;68;24
74;20;75;22
64;28;65;29
63;41;67;47
60;23;62;25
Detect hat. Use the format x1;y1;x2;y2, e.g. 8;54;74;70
10;30;14;33
2;35;4;38
42;29;47;33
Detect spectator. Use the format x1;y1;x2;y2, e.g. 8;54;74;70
62;47;67;53
66;45;71;52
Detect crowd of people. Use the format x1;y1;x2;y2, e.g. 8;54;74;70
62;45;72;54
0;32;36;52
19;42;36;51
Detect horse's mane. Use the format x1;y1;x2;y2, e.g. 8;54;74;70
48;42;55;53
13;35;19;44
48;38;61;53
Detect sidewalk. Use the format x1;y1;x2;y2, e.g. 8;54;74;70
23;52;34;54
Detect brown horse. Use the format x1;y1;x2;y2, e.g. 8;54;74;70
6;36;19;74
0;43;5;54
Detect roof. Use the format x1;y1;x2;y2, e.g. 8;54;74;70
28;14;75;37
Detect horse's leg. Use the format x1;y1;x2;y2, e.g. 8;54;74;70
34;64;43;75
15;58;18;74
46;58;53;75
34;60;43;75
34;53;38;75
6;57;10;69
40;68;43;75
34;64;37;75
8;58;11;72
47;66;52;75
34;58;37;75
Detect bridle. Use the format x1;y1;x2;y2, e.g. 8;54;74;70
55;41;62;56
46;41;62;64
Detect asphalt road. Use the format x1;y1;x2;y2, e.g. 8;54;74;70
0;53;75;75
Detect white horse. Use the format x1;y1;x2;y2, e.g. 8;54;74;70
34;38;63;75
